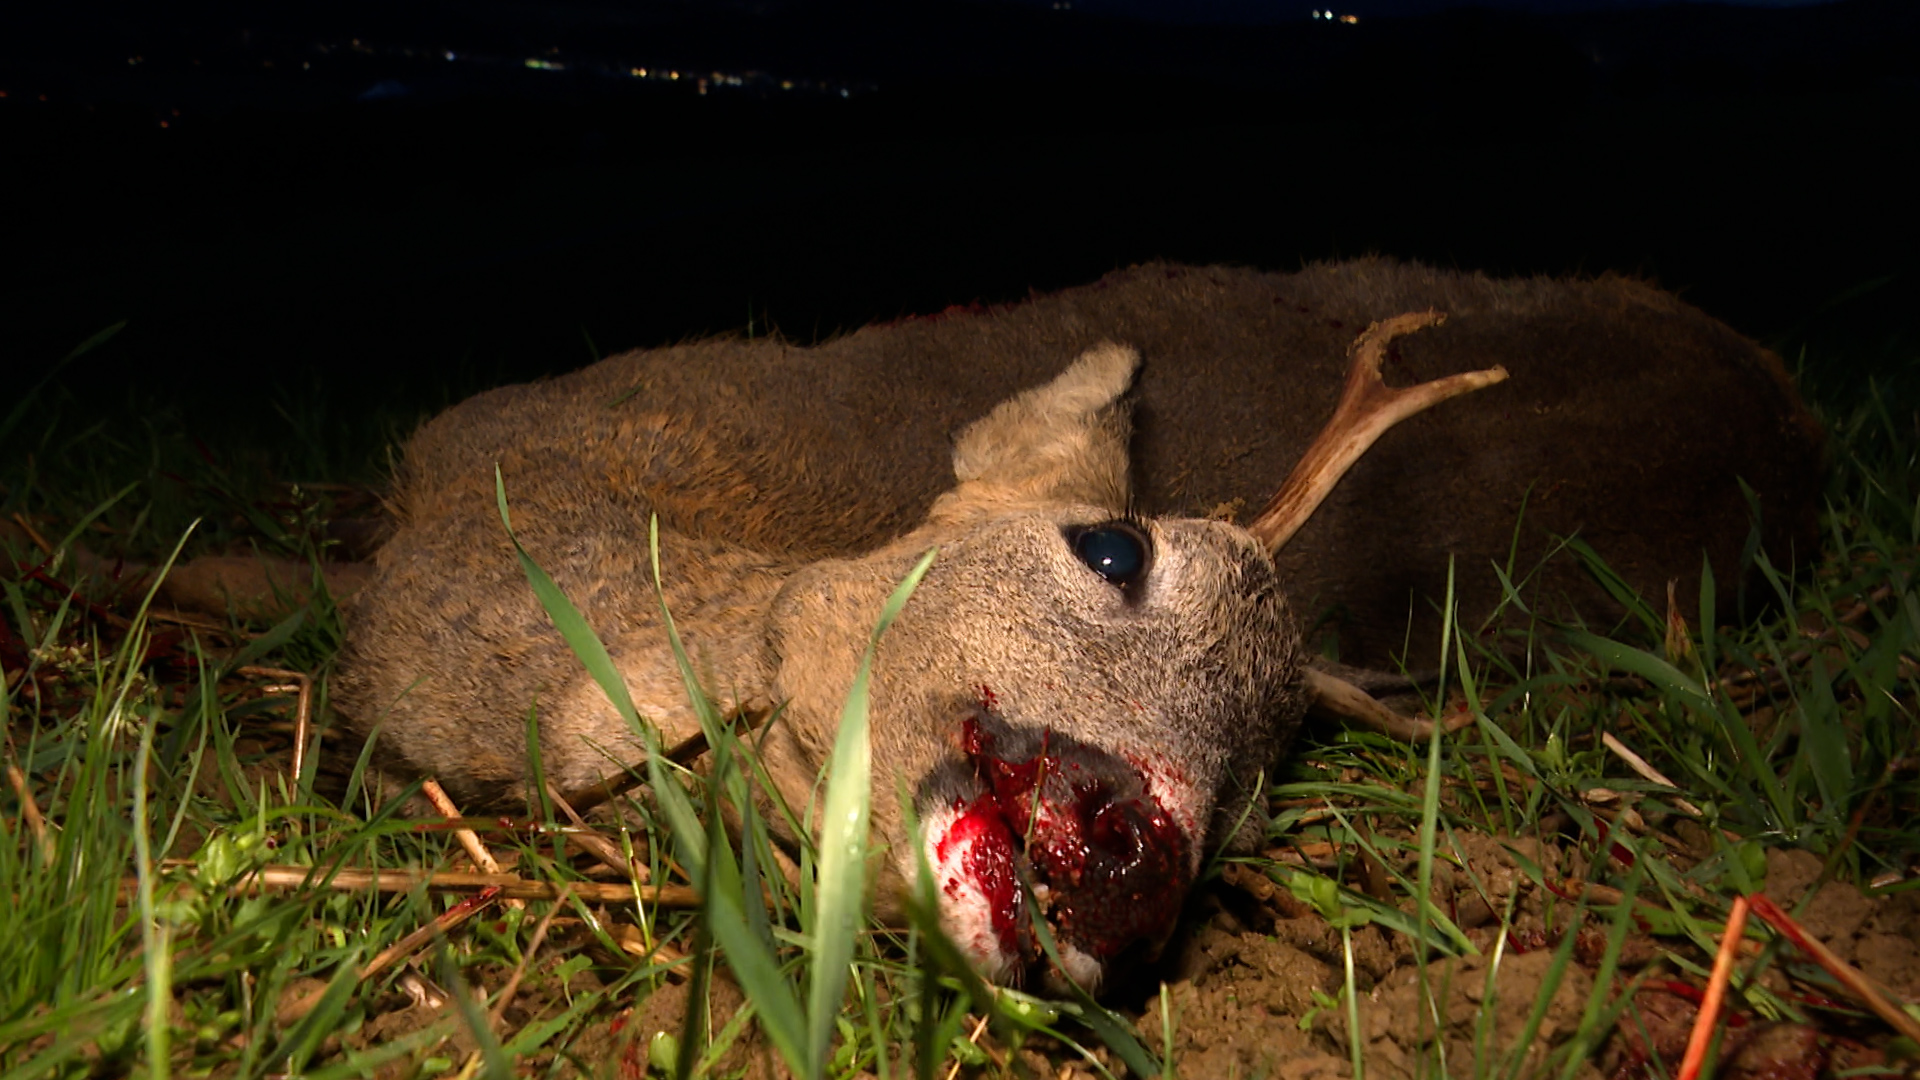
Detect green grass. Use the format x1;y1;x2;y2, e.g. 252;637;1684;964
2;328;1916;1079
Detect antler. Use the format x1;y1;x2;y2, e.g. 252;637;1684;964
1246;311;1509;553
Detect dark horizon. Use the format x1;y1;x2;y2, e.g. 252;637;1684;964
5;0;1906;101
4;0;1915;456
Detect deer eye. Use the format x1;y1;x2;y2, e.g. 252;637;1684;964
1065;521;1153;591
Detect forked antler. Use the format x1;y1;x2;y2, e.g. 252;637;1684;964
1247;311;1509;553
1251;311;1510;740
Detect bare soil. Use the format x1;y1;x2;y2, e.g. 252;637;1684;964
1122;841;1917;1080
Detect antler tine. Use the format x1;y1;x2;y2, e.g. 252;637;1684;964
1247;311;1509;554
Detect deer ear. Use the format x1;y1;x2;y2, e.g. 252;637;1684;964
933;343;1138;521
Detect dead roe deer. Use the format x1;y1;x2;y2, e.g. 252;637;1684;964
170;259;1824;989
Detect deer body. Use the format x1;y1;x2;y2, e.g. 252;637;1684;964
330;259;1822;987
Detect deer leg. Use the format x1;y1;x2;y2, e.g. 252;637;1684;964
156;555;372;620
69;546;369;621
1246;311;1508;553
1304;667;1475;741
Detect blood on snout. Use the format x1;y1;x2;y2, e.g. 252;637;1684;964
934;793;1025;962
944;715;1192;974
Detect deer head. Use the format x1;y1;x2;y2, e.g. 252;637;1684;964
699;328;1500;988
754;343;1304;986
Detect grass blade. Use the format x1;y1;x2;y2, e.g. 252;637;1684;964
1564;629;1796;829
496;473;811;1070
493;467;646;730
2;322;124;445
807;549;937;1077
1560;630;1712;710
131;699;172;1080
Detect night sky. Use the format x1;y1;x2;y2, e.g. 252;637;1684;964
4;0;1914;458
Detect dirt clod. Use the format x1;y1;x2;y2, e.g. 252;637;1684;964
1335;948;1601;1080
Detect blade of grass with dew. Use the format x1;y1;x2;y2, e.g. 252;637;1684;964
808;548;937;1077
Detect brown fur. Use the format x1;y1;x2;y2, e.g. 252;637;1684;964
326;258;1822;985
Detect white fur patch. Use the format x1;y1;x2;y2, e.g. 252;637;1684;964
919;800;1019;984
1055;943;1104;993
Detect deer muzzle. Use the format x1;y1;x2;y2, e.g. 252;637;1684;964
923;712;1199;990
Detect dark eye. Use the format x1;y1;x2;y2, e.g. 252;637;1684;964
1066;521;1154;591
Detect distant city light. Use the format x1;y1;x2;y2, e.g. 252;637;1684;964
107;29;869;106
1310;9;1358;21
